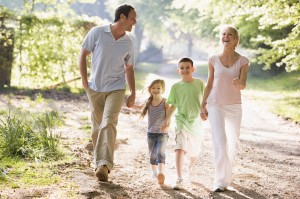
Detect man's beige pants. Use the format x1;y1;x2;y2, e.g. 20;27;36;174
86;88;125;172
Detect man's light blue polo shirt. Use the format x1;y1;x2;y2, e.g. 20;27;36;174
82;24;135;92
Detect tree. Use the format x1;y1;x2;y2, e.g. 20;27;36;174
0;6;15;87
182;0;300;72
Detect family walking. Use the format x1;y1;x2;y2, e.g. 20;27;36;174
78;4;250;192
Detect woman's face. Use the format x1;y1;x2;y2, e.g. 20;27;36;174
220;27;238;48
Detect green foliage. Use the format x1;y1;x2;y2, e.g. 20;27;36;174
0;108;64;161
0;115;35;157
1;0;107;89
12;14;85;88
0;5;15;19
179;0;300;72
35;93;44;103
34;111;62;155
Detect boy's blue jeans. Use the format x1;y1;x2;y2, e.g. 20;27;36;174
147;133;169;165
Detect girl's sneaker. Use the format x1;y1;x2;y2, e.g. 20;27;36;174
152;171;158;179
157;173;165;184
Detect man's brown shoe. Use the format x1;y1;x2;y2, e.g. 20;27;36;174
95;165;108;182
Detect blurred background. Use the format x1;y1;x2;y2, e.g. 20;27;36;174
0;0;299;121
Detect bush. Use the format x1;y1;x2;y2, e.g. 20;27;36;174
0;109;64;161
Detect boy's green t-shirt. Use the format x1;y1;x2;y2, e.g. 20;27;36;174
167;78;205;135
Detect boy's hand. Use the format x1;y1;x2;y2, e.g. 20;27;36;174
200;107;208;121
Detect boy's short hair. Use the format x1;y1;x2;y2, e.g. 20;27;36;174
178;57;193;67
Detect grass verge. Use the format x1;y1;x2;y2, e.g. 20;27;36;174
246;69;300;122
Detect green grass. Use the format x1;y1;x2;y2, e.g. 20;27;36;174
0;154;78;190
246;70;300;122
247;70;300;91
0;157;60;189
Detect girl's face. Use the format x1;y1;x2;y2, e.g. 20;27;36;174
220;28;238;48
150;83;163;96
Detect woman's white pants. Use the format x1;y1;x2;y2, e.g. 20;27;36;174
207;104;242;189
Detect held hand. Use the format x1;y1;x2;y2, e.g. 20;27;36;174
200;107;208;121
126;93;136;108
161;120;170;132
82;80;89;90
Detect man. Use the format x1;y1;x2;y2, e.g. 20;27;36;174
78;4;136;182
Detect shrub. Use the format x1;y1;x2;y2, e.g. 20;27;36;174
0;109;64;161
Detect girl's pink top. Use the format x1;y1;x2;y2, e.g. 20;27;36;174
206;55;250;105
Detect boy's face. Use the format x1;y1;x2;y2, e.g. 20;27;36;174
177;61;194;77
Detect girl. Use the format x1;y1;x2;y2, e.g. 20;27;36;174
140;79;169;185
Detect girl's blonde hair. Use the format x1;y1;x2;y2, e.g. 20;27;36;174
140;79;165;119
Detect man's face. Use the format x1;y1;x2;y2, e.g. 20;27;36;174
123;9;137;32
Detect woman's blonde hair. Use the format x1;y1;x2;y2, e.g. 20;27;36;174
220;25;240;48
140;79;165;119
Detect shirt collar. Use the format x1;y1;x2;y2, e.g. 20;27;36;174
104;24;111;33
104;24;128;41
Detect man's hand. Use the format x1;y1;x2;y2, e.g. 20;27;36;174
126;93;135;108
82;79;89;90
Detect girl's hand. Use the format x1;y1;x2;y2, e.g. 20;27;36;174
161;120;170;132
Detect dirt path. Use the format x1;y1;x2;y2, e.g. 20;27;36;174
1;62;300;198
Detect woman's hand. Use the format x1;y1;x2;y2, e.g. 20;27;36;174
232;77;241;87
200;106;208;121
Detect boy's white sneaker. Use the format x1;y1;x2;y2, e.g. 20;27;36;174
172;179;183;190
213;186;227;192
188;166;196;176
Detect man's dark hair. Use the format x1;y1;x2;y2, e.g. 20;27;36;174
114;4;135;22
178;57;193;67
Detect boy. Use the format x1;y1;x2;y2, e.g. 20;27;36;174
162;57;205;190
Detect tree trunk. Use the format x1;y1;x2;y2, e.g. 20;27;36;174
134;23;144;62
187;34;193;58
0;17;15;87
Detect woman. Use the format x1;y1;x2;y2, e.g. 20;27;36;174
200;25;250;192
